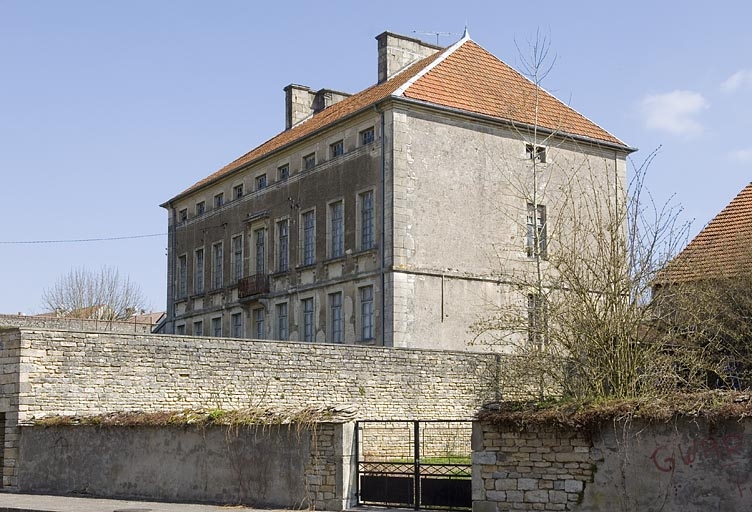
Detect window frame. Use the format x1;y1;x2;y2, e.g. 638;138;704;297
329;291;343;343
303;152;316;171
526;143;547;163
233;184;244;200
526;203;547;259
231;234;244;282
301;209;316;266
277;164;290;181
302;297;314;342
253;308;265;339
360;285;374;341
360;127;375;146
194;247;204;295
277;218;289;272
231;312;243;338
196;201;205;216
358;190;375;251
328;200;344;258
255;174;267;191
212;241;224;290
193;320;203;336
213;193;224;209
330;139;344;158
276;302;288;341
211;316;222;337
177;254;187;299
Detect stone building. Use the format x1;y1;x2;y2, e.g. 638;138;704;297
161;30;633;349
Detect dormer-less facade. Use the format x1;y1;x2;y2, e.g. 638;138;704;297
161;31;633;350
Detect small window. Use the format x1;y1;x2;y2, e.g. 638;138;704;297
360;286;374;341
233;184;244;200
214;193;224;208
329;201;344;258
179;209;188;222
276;302;288;341
303;153;316;171
301;210;316;266
526;203;547;259
177;255;187;298
193;320;203;336
194;248;204;294
526;144;546;163
278;164;289;181
330;140;344;158
253;309;265;339
329;292;343;343
302;297;314;342
255;174;267;190
211;317;222;337
196;201;205;216
231;312;243;338
176;324;185;335
360;127;375;145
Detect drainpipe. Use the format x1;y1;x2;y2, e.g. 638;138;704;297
379;107;388;347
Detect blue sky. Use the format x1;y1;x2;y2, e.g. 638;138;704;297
1;1;750;314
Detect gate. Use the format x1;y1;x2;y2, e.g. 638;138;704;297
356;420;472;510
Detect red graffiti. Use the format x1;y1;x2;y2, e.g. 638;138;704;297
650;433;744;474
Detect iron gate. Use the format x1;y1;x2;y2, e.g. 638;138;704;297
356;420;472;510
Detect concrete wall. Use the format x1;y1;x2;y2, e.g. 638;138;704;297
474;417;752;511
17;422;356;510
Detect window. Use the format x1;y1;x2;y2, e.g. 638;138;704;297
277;164;289;181
330;140;344;158
329;200;344;258
255;174;267;190
233;184;244;200
196;201;205;216
179;209;188;222
253;309;265;339
526;203;547;258
212;242;223;289
302;297;314;342
177;255;187;298
277;219;289;272
211;317;222;337
360;127;375;145
232;235;243;282
526;144;546;163
359;190;374;250
176;324;185;335
214;193;224;208
231;312;243;338
329;292;343;343
193;320;203;336
254;228;266;274
527;294;547;347
360;286;374;341
194;248;204;294
276;302;288;341
303;152;316;171
302;210;315;265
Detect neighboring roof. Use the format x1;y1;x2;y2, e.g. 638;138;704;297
657;182;752;283
168;34;629;203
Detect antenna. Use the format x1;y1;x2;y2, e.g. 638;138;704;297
413;30;452;46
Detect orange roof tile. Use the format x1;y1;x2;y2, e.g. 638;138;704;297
169;36;628;203
402;40;624;146
658;182;752;283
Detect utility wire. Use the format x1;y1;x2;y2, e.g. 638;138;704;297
0;233;167;245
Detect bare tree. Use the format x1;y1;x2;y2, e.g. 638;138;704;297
42;266;148;320
468;34;715;401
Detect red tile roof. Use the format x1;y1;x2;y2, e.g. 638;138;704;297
657;182;752;283
169;36;628;202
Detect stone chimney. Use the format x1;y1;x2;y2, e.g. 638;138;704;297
284;85;351;130
376;31;443;84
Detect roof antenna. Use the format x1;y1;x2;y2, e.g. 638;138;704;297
413;30;452;46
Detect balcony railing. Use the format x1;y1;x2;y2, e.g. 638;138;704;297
238;273;270;299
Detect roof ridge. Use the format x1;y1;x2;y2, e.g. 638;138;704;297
392;32;471;98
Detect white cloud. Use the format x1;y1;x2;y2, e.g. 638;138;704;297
721;69;752;93
639;90;709;137
731;148;752;164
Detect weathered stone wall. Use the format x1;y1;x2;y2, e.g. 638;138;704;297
0;314;155;334
17;423;355;510
4;328;497;424
474;417;752;511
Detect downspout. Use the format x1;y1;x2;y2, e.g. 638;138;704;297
379;106;388;346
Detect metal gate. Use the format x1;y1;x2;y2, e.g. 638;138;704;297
356;420;472;510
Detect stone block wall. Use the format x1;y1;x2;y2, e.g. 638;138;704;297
472;422;592;511
0;314;155;334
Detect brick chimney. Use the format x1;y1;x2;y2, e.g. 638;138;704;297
376;31;443;84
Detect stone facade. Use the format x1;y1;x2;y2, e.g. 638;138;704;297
160;30;631;351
